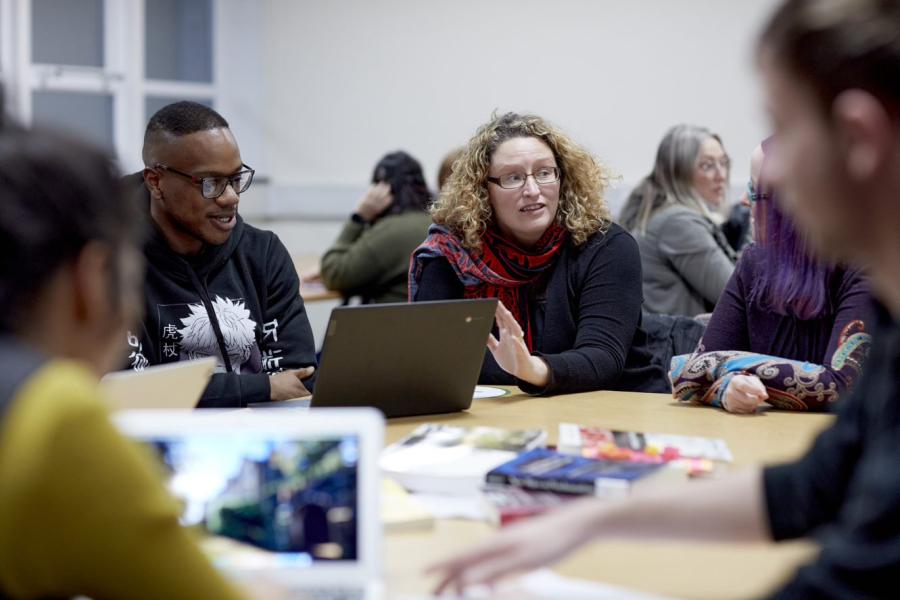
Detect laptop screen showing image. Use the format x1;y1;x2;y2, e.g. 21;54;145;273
115;408;383;596
142;433;361;567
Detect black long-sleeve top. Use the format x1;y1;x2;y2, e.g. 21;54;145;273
412;224;668;395
764;301;900;598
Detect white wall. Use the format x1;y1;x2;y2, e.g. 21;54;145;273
259;0;782;221
217;0;267;177
253;0;785;345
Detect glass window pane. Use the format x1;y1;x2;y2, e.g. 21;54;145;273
32;90;113;149
145;96;213;121
145;0;213;82
32;0;104;67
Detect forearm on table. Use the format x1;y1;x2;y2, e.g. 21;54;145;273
585;468;770;543
520;347;623;395
514;355;550;388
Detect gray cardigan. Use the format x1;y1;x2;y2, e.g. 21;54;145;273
634;204;735;316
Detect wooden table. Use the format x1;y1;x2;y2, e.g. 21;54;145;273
292;254;342;302
383;388;834;599
299;280;342;302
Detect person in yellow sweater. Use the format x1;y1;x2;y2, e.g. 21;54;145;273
0;126;247;599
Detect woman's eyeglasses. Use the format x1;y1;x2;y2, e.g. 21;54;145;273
487;166;561;190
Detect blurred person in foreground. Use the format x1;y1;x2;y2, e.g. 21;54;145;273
0;125;247;599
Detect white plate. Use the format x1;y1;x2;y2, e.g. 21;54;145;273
473;386;509;399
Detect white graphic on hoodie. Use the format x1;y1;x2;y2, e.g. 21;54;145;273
178;296;257;373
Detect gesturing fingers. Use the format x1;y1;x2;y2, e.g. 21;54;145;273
487;333;499;352
428;540;517;595
494;302;525;346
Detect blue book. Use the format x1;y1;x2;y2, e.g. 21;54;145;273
485;448;680;497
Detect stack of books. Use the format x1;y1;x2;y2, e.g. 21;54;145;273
379;423;547;495
380;422;734;527
481;423;733;525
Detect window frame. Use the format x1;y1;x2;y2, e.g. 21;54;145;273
2;0;223;172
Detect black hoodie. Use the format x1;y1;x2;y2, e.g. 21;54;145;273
123;174;317;407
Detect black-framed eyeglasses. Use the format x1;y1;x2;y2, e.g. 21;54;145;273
154;163;255;199
487;166;561;190
747;180;771;203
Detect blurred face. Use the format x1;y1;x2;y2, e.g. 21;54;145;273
147;128;244;255
760;54;863;262
487;137;561;248
692;137;730;209
741;145;766;207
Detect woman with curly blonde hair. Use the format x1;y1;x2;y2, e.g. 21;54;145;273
410;112;666;395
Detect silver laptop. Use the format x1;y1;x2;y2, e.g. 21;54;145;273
100;357;216;410
310;299;498;418
114;408;384;599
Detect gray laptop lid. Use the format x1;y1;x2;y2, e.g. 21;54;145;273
312;299;497;418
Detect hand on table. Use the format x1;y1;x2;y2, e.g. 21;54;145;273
722;374;768;414
354;182;393;222
269;366;315;401
427;498;599;595
487;302;549;388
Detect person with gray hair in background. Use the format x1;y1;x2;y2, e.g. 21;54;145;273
620;124;737;316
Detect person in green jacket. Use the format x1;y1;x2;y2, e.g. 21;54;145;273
320;151;432;303
0;126;247;599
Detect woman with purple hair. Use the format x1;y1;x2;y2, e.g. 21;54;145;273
669;138;873;413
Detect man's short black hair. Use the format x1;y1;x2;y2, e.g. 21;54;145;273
144;101;229;140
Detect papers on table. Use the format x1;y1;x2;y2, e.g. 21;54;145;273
399;568;675;599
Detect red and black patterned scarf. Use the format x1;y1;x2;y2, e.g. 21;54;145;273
410;224;568;351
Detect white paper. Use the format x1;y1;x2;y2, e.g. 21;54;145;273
410;492;491;521
515;569;676;599
400;568;676;599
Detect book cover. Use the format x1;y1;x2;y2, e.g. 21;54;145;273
380;478;434;532
485;448;682;497
557;423;732;476
480;484;574;526
380;424;547;495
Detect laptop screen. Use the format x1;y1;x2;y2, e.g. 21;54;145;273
142;434;360;567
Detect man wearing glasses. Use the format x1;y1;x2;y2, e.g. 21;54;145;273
125;101;316;407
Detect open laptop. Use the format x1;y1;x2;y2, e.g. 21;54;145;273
310;299;497;418
114;408;384;600
100;357;216;411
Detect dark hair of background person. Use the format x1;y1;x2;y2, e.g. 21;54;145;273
759;0;900;117
371;150;432;219
0;122;140;332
